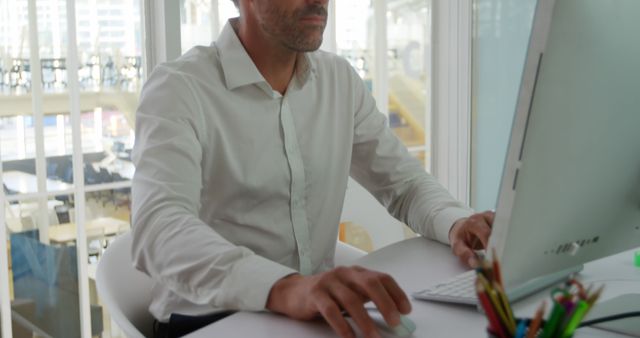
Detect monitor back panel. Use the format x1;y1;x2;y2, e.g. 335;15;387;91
496;0;640;287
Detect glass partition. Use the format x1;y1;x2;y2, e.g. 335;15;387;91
471;0;537;210
180;0;239;53
1;0;139;336
387;0;431;169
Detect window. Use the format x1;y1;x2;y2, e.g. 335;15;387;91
471;0;536;210
386;0;432;169
0;0;141;336
179;0;239;53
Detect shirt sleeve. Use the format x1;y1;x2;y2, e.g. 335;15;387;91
344;63;474;244
131;65;297;313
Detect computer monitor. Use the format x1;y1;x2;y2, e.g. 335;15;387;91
487;0;640;300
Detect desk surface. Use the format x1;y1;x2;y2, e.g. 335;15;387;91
3;170;73;193
49;217;130;244
186;237;640;338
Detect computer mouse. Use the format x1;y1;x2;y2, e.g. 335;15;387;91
388;315;417;337
364;309;417;337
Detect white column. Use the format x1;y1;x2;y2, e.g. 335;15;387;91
320;0;336;53
431;0;472;204
0;161;13;338
373;0;388;116
424;4;433;173
210;0;220;40
142;0;182;75
66;0;92;336
28;0;51;243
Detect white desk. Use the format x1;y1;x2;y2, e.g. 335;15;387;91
49;217;130;244
3;170;72;193
186;237;640;337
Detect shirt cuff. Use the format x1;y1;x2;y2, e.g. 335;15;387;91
220;254;298;311
433;207;474;245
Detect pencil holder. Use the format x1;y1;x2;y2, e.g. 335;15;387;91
486;317;547;338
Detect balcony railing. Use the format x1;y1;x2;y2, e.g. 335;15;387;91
0;55;143;95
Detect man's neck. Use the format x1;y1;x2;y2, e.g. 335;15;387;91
233;19;298;95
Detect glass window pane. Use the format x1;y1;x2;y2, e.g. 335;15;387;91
0;0;31;96
2;0;140;336
38;0;76;190
336;0;374;82
471;0;536;209
180;0;239;53
5;195;85;338
76;0;143;92
4;194;123;337
387;0;431;169
74;0;140;335
1;0;38;192
336;1;433;252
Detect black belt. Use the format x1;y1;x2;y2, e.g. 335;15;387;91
153;311;235;338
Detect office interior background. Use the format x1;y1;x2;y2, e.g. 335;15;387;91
0;0;536;337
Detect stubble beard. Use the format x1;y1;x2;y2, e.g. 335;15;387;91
259;4;327;52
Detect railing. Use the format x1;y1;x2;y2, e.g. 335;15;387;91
0;55;143;95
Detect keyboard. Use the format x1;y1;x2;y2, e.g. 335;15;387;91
412;270;478;305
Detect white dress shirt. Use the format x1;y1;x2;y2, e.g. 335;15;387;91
131;20;473;321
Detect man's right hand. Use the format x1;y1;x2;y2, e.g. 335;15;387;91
266;266;412;338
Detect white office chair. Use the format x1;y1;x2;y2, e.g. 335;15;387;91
97;232;366;338
335;240;367;266
96;231;154;338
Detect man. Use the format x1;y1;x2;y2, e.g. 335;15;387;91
131;0;493;337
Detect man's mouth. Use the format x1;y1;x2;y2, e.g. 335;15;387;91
299;15;326;24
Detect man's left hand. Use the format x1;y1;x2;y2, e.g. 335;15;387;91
448;210;494;268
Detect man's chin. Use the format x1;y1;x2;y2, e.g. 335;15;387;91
301;40;323;52
285;38;324;52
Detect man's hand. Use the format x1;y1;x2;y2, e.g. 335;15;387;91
449;210;494;268
266;266;411;338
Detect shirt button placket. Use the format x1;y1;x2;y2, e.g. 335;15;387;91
280;98;313;275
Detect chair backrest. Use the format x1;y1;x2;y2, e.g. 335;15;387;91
334;240;367;267
96;232;154;338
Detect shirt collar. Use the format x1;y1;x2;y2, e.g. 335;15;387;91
216;19;315;93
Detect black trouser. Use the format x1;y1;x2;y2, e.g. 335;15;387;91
153;312;234;338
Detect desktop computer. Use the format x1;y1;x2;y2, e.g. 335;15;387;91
490;0;640;299
415;0;640;334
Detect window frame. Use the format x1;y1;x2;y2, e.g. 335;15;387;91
432;0;472;204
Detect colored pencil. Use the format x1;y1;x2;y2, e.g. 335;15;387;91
492;248;503;285
540;300;566;338
561;300;589;338
493;281;516;330
477;283;509;338
525;300;546;338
